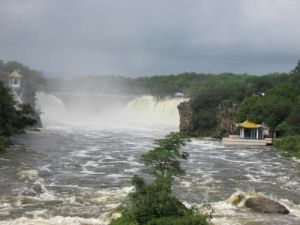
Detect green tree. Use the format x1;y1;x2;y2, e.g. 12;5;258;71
276;98;300;136
141;132;189;179
110;133;209;225
274;135;300;158
0;81;18;136
291;60;300;74
235;96;262;123
0;81;37;151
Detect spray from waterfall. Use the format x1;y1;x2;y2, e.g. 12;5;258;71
35;92;68;127
35;92;188;128
125;95;188;124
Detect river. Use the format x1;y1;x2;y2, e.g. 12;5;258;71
0;93;299;225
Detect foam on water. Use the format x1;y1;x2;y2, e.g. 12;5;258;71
83;161;99;167
0;216;107;225
18;170;39;181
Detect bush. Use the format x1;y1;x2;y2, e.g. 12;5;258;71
274;135;300;158
127;177;188;224
110;177;209;225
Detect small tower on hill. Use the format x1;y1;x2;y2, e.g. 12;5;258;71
8;70;23;103
8;70;23;89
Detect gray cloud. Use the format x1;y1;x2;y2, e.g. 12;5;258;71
0;0;299;76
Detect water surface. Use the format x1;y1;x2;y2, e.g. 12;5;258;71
0;93;299;224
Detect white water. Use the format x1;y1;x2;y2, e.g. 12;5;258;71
35;92;188;128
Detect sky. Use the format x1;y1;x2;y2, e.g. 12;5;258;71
0;0;299;77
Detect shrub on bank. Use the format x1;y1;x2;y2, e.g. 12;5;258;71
274;135;300;158
0;135;5;151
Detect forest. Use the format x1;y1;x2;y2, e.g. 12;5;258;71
188;62;300;158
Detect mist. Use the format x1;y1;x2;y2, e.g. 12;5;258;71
36;92;188;129
45;76;142;95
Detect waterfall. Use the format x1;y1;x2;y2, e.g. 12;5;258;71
35;92;68;127
35;92;188;128
125;95;188;125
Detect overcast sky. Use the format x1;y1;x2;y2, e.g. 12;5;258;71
0;0;299;76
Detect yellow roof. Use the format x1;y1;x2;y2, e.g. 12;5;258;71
9;71;23;78
238;120;262;128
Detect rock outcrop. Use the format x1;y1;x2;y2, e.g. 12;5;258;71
244;196;289;214
228;192;290;214
178;100;239;137
216;100;239;137
177;101;193;134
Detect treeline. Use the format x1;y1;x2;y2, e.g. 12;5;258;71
46;72;253;98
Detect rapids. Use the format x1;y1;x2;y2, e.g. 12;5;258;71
0;92;299;225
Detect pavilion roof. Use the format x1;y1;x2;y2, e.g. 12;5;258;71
9;70;23;78
238;120;263;129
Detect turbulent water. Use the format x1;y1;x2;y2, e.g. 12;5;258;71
0;92;300;225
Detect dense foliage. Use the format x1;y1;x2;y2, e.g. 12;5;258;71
0;81;36;137
0;60;43;151
236;64;300;137
274;136;300;159
110;133;209;225
189;62;300;138
187;61;300;158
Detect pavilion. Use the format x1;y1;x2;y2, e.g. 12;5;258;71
222;120;272;146
238;120;264;140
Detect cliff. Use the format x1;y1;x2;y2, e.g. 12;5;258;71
215;101;239;138
177;101;193;134
178;100;238;138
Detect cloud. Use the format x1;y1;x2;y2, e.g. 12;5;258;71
0;0;299;76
